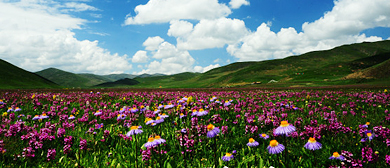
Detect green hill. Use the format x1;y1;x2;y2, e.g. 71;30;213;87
94;78;140;88
0;59;60;89
36;68;111;88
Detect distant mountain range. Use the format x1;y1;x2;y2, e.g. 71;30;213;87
1;40;390;89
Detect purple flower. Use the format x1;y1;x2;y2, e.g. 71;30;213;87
274;121;296;136
247;138;259;147
126;126;143;136
259;133;269;140
206;124;220;138
222;152;234;161
329;152;345;161
154;135;166;145
304;137;322;150
144;137;157;148
267;140;285;154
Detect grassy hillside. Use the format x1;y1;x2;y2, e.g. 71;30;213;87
94;78;140;88
36;68;111;88
0;59;60;89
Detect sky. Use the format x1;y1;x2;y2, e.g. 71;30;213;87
0;0;390;75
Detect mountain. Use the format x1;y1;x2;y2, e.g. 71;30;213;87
134;40;390;88
0;59;59;89
102;74;137;81
94;78;140;87
136;73;166;78
36;68;111;88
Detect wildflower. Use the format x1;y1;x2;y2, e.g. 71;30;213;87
47;149;56;161
304;137;322;150
363;122;370;128
96;123;104;129
223;100;231;107
191;109;198;116
247;138;259;147
154;135;166;145
158;113;169;119
222;152;234;161
207;124;220;138
117;114;126;120
274;121;296;136
0;99;3;105
179;113;186;119
153;109;160;114
329;152;345;161
145;118;154;125
197;109;208;116
267;140;285;154
40;113;49;119
130;107;138;113
126;126;143;136
68;115;75;120
144;137;157;148
32;115;40;120
94;110;102;116
14;107;21;112
361;130;375;142
7;107;13;112
154;116;164;124
259;133;269;140
181;128;187;134
79;139;87;150
385;155;390;165
2;112;7;117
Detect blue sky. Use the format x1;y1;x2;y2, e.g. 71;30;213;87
0;0;389;75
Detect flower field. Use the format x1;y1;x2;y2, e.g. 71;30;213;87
1;88;390;167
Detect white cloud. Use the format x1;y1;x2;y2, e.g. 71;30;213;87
132;50;149;63
124;0;231;25
169;18;249;50
143;36;165;51
0;1;131;75
227;0;388;61
229;0;250;9
62;2;99;12
194;64;220;73
213;58;221;63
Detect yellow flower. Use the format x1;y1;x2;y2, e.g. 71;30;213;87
2;112;7;117
31;94;35;99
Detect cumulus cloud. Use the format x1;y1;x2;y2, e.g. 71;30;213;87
227;0;388;61
124;0;231;25
169;18;249;50
132;51;149;63
0;1;131;75
62;2;99;12
229;0;250;9
143;36;165;51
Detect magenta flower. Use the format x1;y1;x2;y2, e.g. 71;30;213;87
47;148;56;161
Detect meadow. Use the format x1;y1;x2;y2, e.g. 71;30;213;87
0;88;389;167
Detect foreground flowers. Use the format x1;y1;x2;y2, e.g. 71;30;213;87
207;124;220;138
267;140;285;154
274;121;296;136
304;137;322;150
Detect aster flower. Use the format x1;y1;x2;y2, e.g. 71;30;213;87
164;103;174;109
68;115;75;120
274;121;296;136
197;109;208;116
0;99;3;105
361;130;374;142
154;135;166;145
158;113;169;119
304;137;322;150
191;109;198;116
94;110;102;116
126;126;143;136
119;107;127;113
7;107;13;112
267;140;285;154
130;107;138;113
329;152;345;161
362;122;370;128
222;152;234;161
158;104;164;109
32;115;40;120
247;138;259;147
117;114;126;120
181;128;187;134
210;96;217;102
96;123;104;129
153;109;160;115
207;124;220;138
179;113;186;119
144;137;157;148
259;133;269;140
14;107;21;112
40;113;49;119
145;118;154;125
154;116;164;124
223;100;231;107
